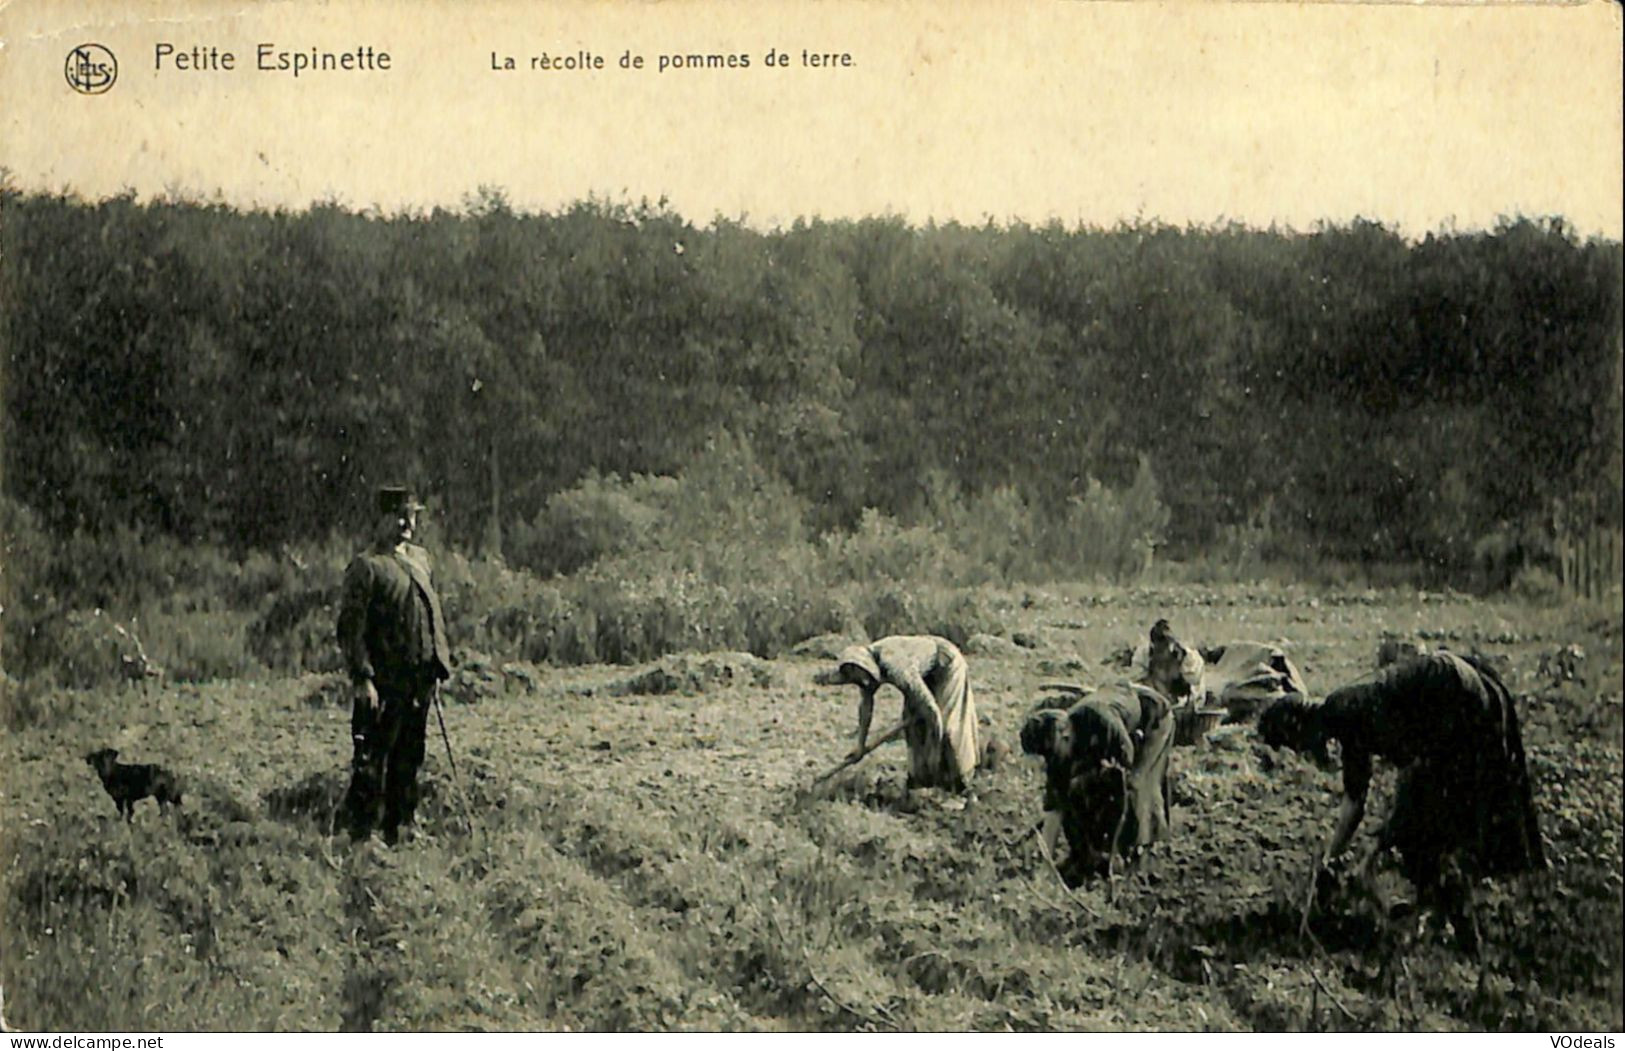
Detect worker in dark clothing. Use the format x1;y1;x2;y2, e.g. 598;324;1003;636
337;486;452;845
1022;681;1174;886
1259;651;1545;941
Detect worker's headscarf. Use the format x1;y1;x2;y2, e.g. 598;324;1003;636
835;644;881;685
1258;694;1329;762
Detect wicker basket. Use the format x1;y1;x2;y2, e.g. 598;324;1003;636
1172;705;1227;747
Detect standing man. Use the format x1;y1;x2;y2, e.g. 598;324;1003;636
337;486;452;845
822;635;980;793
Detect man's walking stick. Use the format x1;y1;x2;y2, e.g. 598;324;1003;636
432;683;458;780
431;684;474;832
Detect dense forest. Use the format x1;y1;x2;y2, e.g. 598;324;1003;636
3;187;1621;579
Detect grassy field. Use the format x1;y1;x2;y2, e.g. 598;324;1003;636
2;583;1620;1032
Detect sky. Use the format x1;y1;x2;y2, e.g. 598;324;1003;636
2;0;1622;238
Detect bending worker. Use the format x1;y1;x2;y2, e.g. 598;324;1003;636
1259;651;1545;935
1021;619;1193;883
822;635;981;793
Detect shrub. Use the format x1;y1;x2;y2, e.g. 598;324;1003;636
948;485;1044;582
1510;565;1567;606
509;471;678;577
1471;524;1564;594
821;509;976;586
850;583;1005;647
562;560;858;664
1047;456;1170;582
0;677;90;732
15;608;128;689
248;584;344;674
662;430;808;549
142;609;261;682
1;503;353;684
511;431;814;583
2;497;69;682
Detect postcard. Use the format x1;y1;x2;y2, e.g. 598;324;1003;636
2;0;1620;1039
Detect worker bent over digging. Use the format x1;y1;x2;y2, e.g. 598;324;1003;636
1259;651;1545;947
337;486;452;845
1020;619;1197;886
1021;682;1175;886
817;635;981;794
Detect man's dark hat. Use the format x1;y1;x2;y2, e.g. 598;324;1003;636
377;486;426;515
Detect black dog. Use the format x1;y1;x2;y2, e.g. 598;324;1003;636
85;748;183;820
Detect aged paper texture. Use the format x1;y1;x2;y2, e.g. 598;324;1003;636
3;1;1620;233
1;0;1621;1038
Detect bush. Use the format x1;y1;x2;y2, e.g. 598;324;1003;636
509;471;678;577
821;509;976;586
15;608;128;689
661;430;809;556
1046;456;1170;582
429;543;858;667
2;497;67;682
142;609;261;682
949;485;1044;582
840;461;1173;586
849;583;1005;647
1510;565;1567;606
511;432;814;578
0;677;90;732
2;502;351;684
1471;524;1564;594
248;584;343;674
1200;496;1281;583
6;435;1164;680
562;560;858;664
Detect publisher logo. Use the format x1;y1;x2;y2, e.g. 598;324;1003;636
65;43;118;94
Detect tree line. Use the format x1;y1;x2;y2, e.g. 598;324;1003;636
3;186;1620;582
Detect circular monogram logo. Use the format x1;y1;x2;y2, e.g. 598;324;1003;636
65;44;118;94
